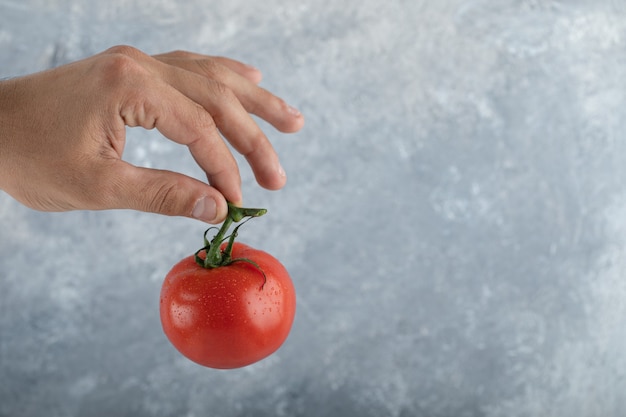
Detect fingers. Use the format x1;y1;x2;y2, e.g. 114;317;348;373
211;56;263;84
119;47;302;193
102;160;229;223
114;60;243;205
3;46;303;223
157;66;288;191
155;51;264;84
102;46;304;208
153;52;305;134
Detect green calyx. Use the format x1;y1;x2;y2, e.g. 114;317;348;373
194;202;267;270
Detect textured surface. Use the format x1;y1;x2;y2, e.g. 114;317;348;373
2;0;626;416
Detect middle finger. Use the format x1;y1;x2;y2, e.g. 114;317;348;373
153;60;287;191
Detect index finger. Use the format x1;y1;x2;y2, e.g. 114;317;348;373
119;72;243;205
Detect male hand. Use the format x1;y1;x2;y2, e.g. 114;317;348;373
0;45;304;223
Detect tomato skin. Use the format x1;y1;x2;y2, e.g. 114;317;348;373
159;242;296;369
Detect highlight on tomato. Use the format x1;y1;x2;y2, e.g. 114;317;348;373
159;204;296;369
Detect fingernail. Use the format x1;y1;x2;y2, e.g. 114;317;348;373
286;104;301;117
278;162;286;178
192;196;217;222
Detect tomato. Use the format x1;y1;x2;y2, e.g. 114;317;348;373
159;242;296;369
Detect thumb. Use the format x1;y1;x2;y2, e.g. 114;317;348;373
106;162;229;223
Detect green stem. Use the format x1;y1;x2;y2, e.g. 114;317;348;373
198;202;267;269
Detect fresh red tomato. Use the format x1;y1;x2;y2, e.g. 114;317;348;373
159;242;296;369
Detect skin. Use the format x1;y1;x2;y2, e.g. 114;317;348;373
0;45;304;223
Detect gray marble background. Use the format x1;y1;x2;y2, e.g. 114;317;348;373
2;0;626;416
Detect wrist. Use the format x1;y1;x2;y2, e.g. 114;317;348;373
0;78;21;192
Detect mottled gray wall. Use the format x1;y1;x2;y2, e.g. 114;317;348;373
2;1;626;416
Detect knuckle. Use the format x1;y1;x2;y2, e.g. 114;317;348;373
241;131;268;158
104;44;145;59
91;54;156;128
121;96;158;129
243;95;264;116
244;88;282;117
204;81;238;124
95;52;147;89
183;104;218;146
196;58;224;78
169;49;192;58
144;177;185;215
208;79;233;98
196;105;218;131
270;96;289;115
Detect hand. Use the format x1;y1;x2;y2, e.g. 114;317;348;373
0;45;304;223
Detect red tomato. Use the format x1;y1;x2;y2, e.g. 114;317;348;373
159;242;296;369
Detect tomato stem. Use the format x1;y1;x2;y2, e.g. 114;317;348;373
196;202;267;269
